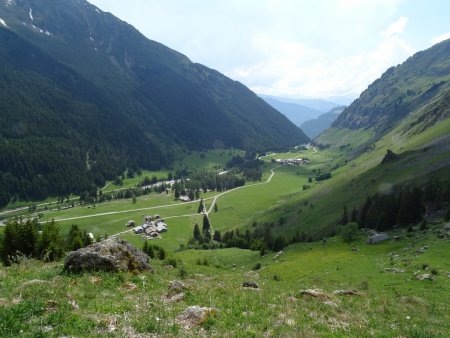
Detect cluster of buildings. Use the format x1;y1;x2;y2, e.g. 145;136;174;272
275;158;309;165
126;215;168;239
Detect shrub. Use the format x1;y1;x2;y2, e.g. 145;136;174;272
340;222;360;243
252;263;262;270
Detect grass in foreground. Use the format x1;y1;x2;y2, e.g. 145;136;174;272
0;225;448;337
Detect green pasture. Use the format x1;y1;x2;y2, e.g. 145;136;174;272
1;223;448;337
101;170;171;193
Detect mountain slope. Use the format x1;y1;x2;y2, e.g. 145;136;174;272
0;0;308;205
332;39;450;137
267;40;450;238
300;106;345;139
260;95;340;113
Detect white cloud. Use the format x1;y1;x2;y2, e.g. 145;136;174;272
430;32;450;45
89;0;416;99
227;28;415;98
381;17;408;37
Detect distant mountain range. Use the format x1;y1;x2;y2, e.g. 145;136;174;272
259;94;353;129
300;106;345;139
0;0;308;206
260;97;323;125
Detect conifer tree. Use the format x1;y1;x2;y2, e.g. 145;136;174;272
197;198;204;213
38;220;65;262
193;223;201;241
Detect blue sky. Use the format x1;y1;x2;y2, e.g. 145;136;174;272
88;0;450;100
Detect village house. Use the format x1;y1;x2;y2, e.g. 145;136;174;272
178;195;190;202
133;214;168;238
367;232;389;244
275;158;309;166
125;220;136;227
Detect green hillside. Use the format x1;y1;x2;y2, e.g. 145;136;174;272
0;0;308;206
265;40;450;238
0;226;448;336
332;39;450;138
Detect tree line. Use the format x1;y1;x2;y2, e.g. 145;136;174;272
340;179;450;231
186;215;310;255
0;218;98;266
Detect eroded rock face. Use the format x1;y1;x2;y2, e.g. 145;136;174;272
64;238;152;273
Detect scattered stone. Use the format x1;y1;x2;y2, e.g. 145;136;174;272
89;276;102;285
333;290;362;296
299;289;329;300
415;274;434;281
384;268;406;273
120;282;138;291
323;300;339;307
64;238;152;273
242;281;259;289
45;300;58;312
176;306;217;329
40;326;53;333
21;279;50;287
416;249;426;254
164;292;185;304
273;251;284;260
67;294;79;310
447;272;450;279
352;247;359;252
169;280;187;293
243;271;259;278
394;235;402;241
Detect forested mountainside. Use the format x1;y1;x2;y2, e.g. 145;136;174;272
0;0;308;206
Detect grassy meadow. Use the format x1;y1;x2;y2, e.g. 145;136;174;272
0;224;448;337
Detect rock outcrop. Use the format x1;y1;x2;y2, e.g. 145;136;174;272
64;238;152;273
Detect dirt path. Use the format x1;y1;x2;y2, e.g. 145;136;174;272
205;165;280;215
53;197;214;223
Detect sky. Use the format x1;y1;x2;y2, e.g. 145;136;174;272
88;0;450;100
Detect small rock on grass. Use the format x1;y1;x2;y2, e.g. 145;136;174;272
384;268;406;273
299;289;329;299
163;292;185;304
242;281;259;289
89;276;102;285
169;280;187;293
176;306;217;329
332;290;362;296
120;282;138;291
415;274;434;281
